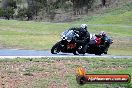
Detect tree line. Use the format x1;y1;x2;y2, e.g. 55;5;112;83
0;0;109;20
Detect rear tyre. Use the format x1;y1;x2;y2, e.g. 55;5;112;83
104;47;108;54
104;51;107;54
51;42;61;54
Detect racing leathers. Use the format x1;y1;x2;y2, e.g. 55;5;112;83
75;27;90;54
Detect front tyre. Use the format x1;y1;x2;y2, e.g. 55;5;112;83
51;42;61;54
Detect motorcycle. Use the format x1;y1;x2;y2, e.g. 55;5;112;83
51;29;81;55
51;29;113;55
87;34;113;55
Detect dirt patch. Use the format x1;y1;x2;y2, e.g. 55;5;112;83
0;58;130;88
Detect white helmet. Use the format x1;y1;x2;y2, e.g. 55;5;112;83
80;24;87;29
100;31;106;36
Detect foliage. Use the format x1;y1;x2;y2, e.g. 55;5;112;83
0;7;14;20
72;0;95;14
0;0;130;20
17;8;33;20
1;0;16;8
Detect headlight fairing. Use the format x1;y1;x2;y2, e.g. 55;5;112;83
61;34;68;40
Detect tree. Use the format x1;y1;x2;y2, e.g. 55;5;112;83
17;8;33;20
0;0;16;20
71;0;95;15
1;0;16;8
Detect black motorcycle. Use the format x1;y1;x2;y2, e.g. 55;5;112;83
51;29;81;55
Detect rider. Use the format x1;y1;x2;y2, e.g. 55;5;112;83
95;31;106;44
76;24;90;54
95;31;108;54
99;31;107;45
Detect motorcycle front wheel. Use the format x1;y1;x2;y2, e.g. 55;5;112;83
51;42;61;54
73;50;79;55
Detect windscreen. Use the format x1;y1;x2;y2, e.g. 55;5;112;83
61;30;75;40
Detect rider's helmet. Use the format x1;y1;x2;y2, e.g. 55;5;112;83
80;24;87;29
99;31;106;36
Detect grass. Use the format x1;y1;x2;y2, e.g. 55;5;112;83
0;20;69;50
79;2;132;25
0;3;132;55
0;57;132;88
0;35;59;50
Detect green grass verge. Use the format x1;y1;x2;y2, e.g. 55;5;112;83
78;2;132;25
0;57;132;88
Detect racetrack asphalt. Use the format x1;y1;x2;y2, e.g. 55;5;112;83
0;49;132;59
